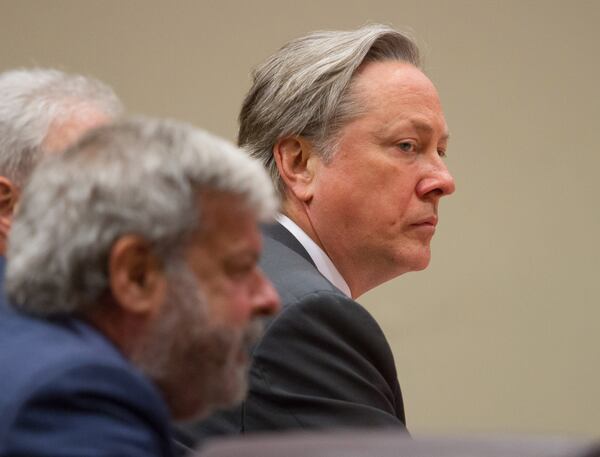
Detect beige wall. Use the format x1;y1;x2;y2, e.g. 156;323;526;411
2;0;598;437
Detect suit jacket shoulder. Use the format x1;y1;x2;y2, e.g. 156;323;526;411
0;309;173;457
246;288;405;429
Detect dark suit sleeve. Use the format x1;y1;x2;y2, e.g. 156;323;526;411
4;363;172;457
242;290;406;431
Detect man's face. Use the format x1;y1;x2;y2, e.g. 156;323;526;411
307;61;455;295
142;191;280;420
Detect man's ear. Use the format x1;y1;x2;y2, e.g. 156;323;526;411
108;235;168;317
0;176;18;217
0;177;19;253
273;137;320;203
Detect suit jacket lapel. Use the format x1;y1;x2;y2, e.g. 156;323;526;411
261;222;316;268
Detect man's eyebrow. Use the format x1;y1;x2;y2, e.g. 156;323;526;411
411;119;450;141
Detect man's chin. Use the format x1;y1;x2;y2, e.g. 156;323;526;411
175;372;248;423
177;325;260;420
211;364;249;412
412;257;431;271
403;246;432;272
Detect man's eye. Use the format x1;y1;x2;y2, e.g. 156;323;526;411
397;141;416;153
438;148;447;158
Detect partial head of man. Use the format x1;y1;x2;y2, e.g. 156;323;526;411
2;118;279;455
0;68;122;254
240;24;456;297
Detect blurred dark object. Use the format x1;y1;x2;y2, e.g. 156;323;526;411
194;429;600;457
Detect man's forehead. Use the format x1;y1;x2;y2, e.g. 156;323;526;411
195;192;261;241
353;60;434;94
351;61;445;118
197;190;250;222
42;110;112;155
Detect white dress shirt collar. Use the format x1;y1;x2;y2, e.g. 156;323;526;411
276;214;351;298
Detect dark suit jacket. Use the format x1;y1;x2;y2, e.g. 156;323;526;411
175;223;405;451
0;306;174;457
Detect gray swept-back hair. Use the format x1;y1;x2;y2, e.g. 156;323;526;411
0;68;123;186
5;117;277;316
238;24;420;195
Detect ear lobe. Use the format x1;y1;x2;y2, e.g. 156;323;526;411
108;235;168;316
273;137;320;203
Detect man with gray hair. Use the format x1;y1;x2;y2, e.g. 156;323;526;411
178;24;455;446
0;118;280;456
0;68;122;308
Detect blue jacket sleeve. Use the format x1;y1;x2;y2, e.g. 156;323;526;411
3;363;173;457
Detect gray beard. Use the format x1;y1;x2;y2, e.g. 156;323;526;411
130;261;262;420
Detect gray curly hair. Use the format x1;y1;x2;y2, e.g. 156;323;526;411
6;117;277;316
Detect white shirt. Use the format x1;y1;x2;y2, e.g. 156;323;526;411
276;214;351;298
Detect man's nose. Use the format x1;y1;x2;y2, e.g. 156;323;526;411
416;157;456;199
251;269;281;317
